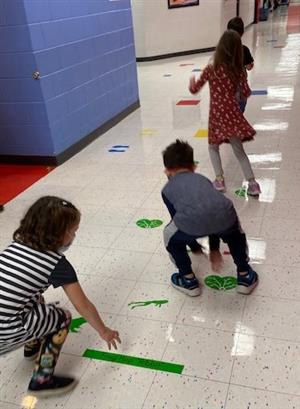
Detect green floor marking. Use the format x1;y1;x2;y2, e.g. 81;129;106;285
128;299;168;309
136;219;163;228
83;349;184;374
70;317;87;333
235;186;247;197
204;275;237;291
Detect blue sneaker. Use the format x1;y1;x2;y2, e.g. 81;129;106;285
237;267;259;295
171;273;201;297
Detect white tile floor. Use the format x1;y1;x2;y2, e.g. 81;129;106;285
1;5;300;409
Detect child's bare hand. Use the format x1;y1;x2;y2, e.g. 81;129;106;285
209;250;223;272
100;327;121;350
189;76;198;94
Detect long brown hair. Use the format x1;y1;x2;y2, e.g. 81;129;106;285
213;29;243;84
13;196;81;252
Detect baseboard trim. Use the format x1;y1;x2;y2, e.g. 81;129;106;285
0;100;140;166
136;47;215;62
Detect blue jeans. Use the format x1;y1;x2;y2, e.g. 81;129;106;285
164;221;201;276
164;220;249;276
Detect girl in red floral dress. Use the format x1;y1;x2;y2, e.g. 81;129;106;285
189;30;261;196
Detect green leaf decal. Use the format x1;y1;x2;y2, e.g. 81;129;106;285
149;219;163;228
235;187;247;197
204;275;237;291
136;219;163;229
223;276;237;290
204;275;224;290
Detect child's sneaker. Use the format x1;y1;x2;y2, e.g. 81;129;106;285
171;273;201;297
28;376;77;398
247;180;261;196
213;179;226;193
237;267;259;295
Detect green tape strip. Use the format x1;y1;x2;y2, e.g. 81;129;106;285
82;349;184;375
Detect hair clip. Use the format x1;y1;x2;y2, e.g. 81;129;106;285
61;200;69;206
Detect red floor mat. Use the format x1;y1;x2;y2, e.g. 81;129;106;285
287;4;300;34
176;100;200;106
0;165;54;204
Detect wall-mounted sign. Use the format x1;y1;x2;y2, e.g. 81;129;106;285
168;0;200;9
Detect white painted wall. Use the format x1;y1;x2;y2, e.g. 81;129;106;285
131;0;226;58
239;0;255;27
221;0;237;31
131;0;146;59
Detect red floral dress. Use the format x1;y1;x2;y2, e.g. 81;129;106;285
194;64;256;145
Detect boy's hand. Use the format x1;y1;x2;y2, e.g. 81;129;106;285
189;76;198;94
209;250;223;272
100;327;121;350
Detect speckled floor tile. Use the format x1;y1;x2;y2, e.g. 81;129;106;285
64;362;156;409
111;227;162;253
226;384;300;409
254;264;300;300
241;296;300;342
177;289;245;332
143;373;228;409
163;325;235;382
80;276;136;313
75;224;123;249
64;245;107;276
231;334;300;395
94;248;153;281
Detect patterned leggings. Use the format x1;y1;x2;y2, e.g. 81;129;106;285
26;309;71;385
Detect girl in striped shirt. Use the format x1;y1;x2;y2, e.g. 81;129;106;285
0;196;120;398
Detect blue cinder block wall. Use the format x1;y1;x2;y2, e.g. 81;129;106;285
0;0;139;162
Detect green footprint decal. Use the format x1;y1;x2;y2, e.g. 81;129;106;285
204;275;237;291
235;186;247;197
136;219;163;229
70;317;87;333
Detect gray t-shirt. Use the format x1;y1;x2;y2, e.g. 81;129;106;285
162;172;237;237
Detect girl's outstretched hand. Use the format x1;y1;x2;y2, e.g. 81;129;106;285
100;326;121;350
189;76;198;94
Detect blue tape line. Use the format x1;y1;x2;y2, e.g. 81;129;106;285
251;90;268;95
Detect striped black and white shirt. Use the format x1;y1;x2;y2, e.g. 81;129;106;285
0;242;77;354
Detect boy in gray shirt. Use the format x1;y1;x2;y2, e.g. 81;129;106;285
162;140;258;296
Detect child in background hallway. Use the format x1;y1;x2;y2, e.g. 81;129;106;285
227;16;254;113
162;139;259;297
0;196;120;398
189;30;261;196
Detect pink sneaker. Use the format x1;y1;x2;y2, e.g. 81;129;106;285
247;180;261;196
213;179;226;193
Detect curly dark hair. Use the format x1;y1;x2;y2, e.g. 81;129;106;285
13;196;81;252
162;139;194;169
213;29;243;85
